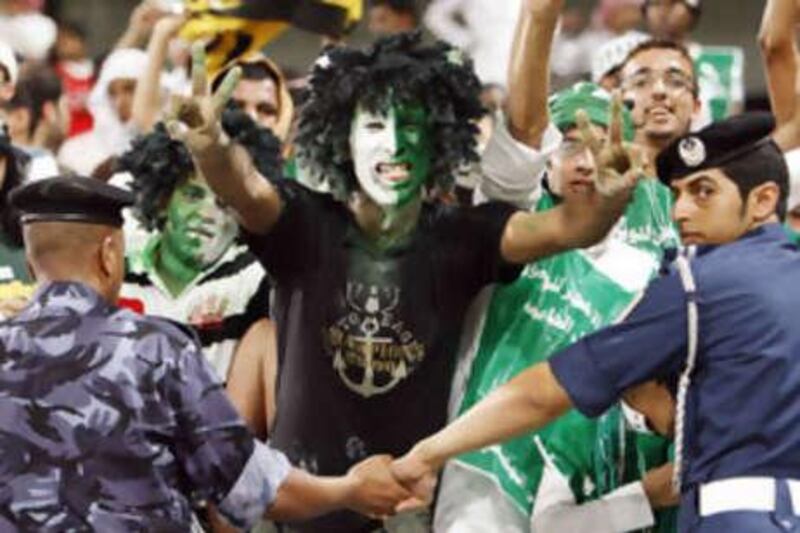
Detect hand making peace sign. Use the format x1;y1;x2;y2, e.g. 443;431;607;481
575;90;644;198
166;43;241;154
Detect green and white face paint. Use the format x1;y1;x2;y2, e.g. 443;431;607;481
162;177;238;272
349;99;433;207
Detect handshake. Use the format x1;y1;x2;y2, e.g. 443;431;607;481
341;445;439;518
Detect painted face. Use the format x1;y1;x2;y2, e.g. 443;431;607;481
548;126;604;199
670;168;753;245
162;177;238;270
621;48;698;145
349;100;433;207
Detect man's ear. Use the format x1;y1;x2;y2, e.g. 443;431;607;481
747;182;780;222
99;234;120;280
26;259;36;282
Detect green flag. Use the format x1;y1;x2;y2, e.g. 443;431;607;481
692;44;745;123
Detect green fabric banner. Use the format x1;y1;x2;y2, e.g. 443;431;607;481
453;178;678;529
693;45;745;123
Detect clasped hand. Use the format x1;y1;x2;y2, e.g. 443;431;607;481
344;452;437;519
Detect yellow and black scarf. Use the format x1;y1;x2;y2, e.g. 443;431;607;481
181;0;362;74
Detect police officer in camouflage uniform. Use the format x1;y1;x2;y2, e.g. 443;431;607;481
0;176;414;531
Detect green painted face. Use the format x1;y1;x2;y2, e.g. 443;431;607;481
350;99;433;207
162;177;238;273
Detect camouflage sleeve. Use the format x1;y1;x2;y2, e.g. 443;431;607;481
167;335;290;529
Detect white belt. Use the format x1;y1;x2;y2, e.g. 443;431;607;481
699;477;800;517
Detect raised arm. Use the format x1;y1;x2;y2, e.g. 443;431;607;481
167;45;282;235
475;0;564;208
116;0;167;50
131;14;186;133
508;0;563;148
759;0;798;128
760;0;800;151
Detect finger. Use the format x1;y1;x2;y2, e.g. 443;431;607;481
166;93;185;122
628;144;647;179
396;496;429;513
191;42;209;98
387;480;413;502
576;109;602;156
212;66;242;118
166;120;189;143
608;90;624;148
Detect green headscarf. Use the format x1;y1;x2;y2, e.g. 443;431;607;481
548;82;635;141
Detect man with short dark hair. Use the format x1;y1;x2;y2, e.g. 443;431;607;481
0;71;63;181
620;39;701;166
641;0;744;124
213;56;294;141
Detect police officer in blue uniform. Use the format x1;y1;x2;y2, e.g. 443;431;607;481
0;175;414;531
393;112;800;532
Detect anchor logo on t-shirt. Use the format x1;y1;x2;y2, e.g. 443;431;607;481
326;282;425;398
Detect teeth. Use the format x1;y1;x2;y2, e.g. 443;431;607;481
377;163;410;173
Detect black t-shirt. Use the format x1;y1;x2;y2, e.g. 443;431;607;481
246;180;520;532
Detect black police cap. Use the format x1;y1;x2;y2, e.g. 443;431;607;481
9;175;134;228
656;112;777;185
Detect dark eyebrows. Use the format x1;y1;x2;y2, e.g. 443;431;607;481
687;175;717;187
671;173;717;193
628;66;652;77
665;66;692;78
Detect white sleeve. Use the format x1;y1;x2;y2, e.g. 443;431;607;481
423;0;474;50
475;114;562;209
530;438;655;533
531;469;654;533
784;149;800;211
217;440;292;530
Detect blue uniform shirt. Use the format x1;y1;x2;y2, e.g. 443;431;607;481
0;281;290;531
551;223;800;490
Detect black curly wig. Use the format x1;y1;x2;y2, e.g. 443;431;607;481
295;31;485;201
119;106;283;232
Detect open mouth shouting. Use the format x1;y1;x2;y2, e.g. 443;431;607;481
376;162;412;184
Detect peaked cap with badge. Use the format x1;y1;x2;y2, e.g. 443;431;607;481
656;112;788;186
10;175;135;228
